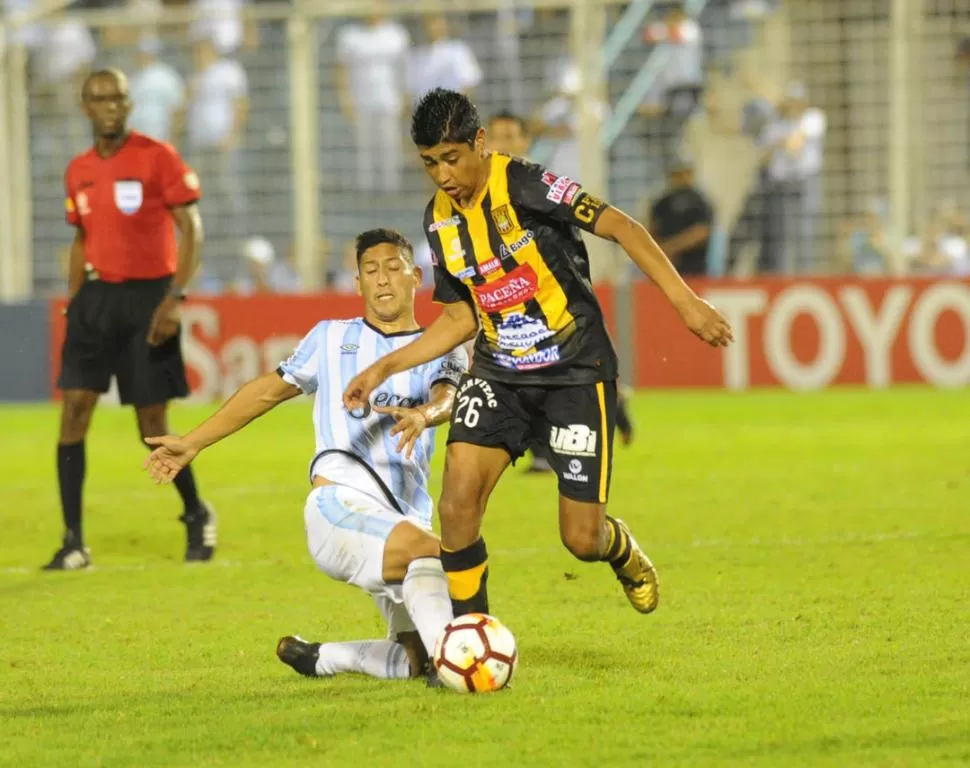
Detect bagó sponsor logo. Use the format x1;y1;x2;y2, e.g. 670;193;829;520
474;264;538;312
499;230;535;260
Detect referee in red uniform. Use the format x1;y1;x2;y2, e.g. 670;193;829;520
46;68;215;570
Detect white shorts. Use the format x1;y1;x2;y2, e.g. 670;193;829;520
303;483;415;636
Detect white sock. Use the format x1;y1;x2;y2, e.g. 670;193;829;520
402;557;454;658
314;640;411;679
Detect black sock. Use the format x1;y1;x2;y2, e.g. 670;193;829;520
57;442;85;545
616;395;633;438
440;538;490;616
173;466;201;513
604;516;632;568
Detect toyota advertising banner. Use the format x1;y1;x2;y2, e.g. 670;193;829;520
48;278;969;398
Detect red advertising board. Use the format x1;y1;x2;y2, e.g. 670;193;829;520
48;278;968;397
636;277;969;389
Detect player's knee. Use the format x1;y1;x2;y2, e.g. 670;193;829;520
382;522;439;583
60;392;96;441
438;484;484;535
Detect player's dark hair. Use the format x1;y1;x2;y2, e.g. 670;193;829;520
410;88;482;147
81;68;128;101
355;228;414;268
488;110;529;137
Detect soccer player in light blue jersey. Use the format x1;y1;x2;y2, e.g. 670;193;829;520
144;229;468;683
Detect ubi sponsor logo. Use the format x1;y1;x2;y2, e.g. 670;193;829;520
563;458;589;483
549;425;597;457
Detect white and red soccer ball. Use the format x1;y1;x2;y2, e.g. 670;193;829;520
432;613;518;693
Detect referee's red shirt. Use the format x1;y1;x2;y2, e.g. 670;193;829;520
64;131;201;282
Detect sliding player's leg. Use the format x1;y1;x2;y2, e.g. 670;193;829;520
544;380;659;614
277;483;452;679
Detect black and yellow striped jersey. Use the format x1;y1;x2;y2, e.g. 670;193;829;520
425;154;618;386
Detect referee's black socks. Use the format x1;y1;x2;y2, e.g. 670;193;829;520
57;442;85;545
441;537;490;616
173;467;201;516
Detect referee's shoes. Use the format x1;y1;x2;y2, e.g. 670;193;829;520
42;501;217;569
181;501;217;562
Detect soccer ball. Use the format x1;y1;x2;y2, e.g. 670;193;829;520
432;613;518;693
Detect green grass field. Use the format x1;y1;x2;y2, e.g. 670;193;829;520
1;389;968;767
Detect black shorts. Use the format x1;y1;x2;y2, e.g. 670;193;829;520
57;277;189;407
448;375;617;504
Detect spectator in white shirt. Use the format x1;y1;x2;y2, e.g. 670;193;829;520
31;11;96;176
128;36;185;143
532;63;610;182
640;3;704;121
232;236;302;294
188;39;249;280
759;81;826;273
408;14;483;105
336;6;409;192
190;0;258;55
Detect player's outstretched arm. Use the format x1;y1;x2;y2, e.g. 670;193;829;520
343;301;477;410
375;381;458;459
594;206;735;348
144;372;300;484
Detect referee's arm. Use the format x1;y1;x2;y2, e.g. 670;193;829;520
170;204;203;294
66;228;86;300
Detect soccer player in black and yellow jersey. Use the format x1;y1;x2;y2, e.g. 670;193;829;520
345;89;734;617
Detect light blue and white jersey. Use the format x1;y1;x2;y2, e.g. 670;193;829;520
279;318;467;529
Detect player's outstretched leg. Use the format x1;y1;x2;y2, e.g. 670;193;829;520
280;483;454;681
277;636;415;680
44;389;99;570
136;404;216;562
559;497;659;614
437;443;511;616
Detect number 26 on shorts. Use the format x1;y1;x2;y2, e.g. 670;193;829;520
454;395;482;429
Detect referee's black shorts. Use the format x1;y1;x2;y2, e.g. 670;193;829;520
58;276;189;407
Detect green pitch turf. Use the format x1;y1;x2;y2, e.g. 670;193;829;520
1;389;968;767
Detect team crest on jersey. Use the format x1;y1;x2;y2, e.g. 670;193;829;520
113;180;143;215
491;205;514;235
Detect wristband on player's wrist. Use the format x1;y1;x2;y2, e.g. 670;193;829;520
169;287;188;301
